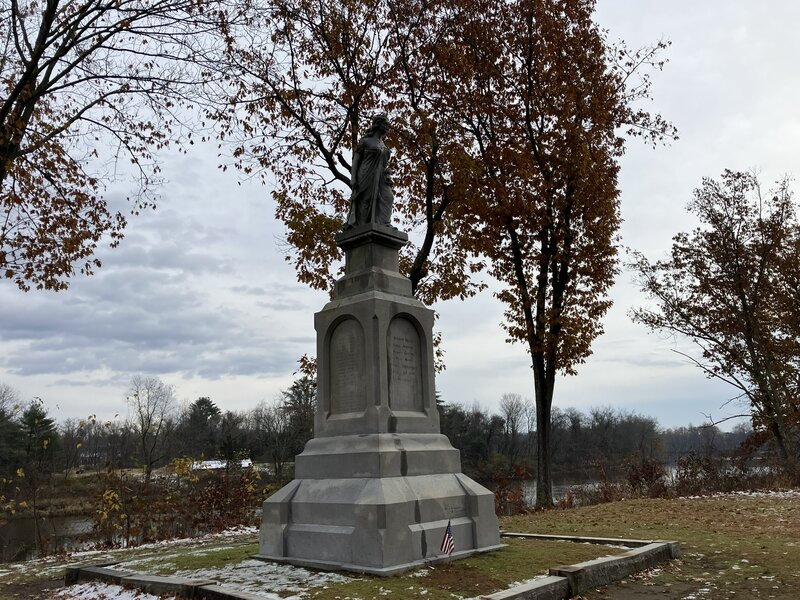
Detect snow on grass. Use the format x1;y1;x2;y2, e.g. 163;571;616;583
171;558;351;598
683;489;800;500
41;558;351;600
48;582;177;600
118;544;241;571
503;574;548;589
0;526;258;584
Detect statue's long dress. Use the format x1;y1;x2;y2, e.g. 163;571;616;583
347;137;393;226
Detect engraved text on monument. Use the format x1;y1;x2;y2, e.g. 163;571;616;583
329;319;367;414
388;317;423;412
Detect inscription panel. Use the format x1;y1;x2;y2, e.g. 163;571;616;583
329;319;367;414
442;500;467;518
387;317;423;412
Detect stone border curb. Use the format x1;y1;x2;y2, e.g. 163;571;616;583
483;575;570;600
479;533;680;599
500;532;654;547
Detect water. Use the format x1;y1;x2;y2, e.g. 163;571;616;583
0;515;94;561
522;478;596;506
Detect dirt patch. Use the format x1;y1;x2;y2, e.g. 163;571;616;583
577;581;699;599
0;578;62;600
422;561;506;596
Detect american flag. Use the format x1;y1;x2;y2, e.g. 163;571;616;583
440;520;455;555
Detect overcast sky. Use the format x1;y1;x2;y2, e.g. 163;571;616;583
1;1;798;430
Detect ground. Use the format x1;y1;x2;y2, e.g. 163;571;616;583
504;490;800;599
2;491;798;599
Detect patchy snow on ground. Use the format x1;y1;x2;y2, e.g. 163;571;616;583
500;574;549;591
171;558;351;598
48;582;177;600
0;526;259;584
41;558;350;600
683;489;800;500
118;542;251;573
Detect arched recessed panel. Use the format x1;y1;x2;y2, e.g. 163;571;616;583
387;317;423;412
329;318;366;414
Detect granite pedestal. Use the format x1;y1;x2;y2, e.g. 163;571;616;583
257;223;501;575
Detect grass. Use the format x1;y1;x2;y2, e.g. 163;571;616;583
2;492;798;599
503;492;800;599
302;538;626;600
120;542;258;574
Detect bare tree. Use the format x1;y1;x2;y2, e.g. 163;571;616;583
252;399;292;484
0;382;21;412
58;417;85;481
499;393;525;463
0;383;22;478
523;396;536;458
127;375;175;482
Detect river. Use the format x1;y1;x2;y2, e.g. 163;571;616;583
0;515;95;561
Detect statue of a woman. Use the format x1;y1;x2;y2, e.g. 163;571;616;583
346;113;394;227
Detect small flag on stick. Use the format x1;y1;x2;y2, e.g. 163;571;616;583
440;520;455;555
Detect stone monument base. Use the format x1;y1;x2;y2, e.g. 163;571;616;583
257;470;502;575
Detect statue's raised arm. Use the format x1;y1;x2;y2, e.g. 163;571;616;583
346;113;394;228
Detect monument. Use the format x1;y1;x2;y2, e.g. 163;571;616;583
257;114;501;575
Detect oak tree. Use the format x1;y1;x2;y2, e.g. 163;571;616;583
631;171;800;477
214;0;484;303
436;0;674;507
0;0;239;290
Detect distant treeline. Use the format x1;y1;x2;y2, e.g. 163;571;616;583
438;395;751;482
1;380;752;488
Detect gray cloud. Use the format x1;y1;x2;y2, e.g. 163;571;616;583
0;196;314;381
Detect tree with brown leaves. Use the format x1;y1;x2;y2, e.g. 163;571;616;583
216;0;673;507
631;171;800;478
430;0;674;507
214;0;485;304
0;0;241;290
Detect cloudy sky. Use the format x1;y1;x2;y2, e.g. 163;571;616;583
1;0;798;430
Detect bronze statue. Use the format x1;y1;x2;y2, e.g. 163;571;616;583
346;113;394;227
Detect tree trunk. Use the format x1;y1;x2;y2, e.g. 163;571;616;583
32;489;42;556
766;409;798;480
533;357;554;509
505;218;557;509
